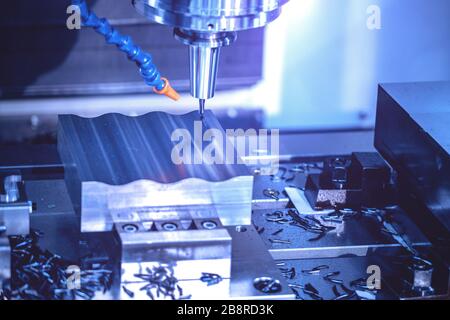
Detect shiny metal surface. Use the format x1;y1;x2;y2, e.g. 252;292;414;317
249;163;431;261
375;82;450;234
0;236;10;290
57;111;253;231
284;187;334;215
198;98;206;117
0;175;31;236
22;177;445;300
253;199;430;260
0;202;32;236
174;29;237;100
190;45;219;99
133;0;288;101
133;0;289;32
117;223;232;298
226;225;293;299
252;207;430;260
1;175;22;203
113;203;232;295
58;111;249;183
0;175;31;292
80;177;253;232
113;225;292;299
22;180;293;300
19;120;449;300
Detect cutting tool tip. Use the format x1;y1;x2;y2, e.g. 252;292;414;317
199;99;206;118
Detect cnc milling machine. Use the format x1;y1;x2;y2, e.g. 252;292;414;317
0;0;449;300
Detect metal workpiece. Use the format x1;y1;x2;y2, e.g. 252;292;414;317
58;111;250;183
58;111;253;231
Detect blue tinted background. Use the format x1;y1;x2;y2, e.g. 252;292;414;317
267;0;450;130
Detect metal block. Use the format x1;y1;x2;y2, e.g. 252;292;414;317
57;111;253;231
114;225;294;300
304;174;362;209
348;152;390;208
303;153;390;210
0;175;31;236
116;227;232;280
375;82;450;235
115;221;232;299
0;202;31;236
0;175;31;292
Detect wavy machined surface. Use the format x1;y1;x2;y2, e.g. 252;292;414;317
58;110;250;185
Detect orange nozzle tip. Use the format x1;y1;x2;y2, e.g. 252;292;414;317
153;77;180;101
164;86;180;101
